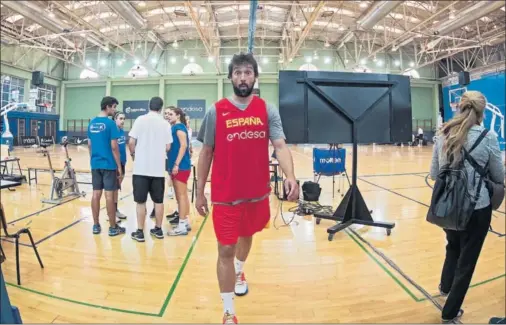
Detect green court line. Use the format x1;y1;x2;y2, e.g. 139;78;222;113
5;213;210;318
157;214;209;316
417;274;506;302
344;229;422;302
346;229;506;303
5;282;159;317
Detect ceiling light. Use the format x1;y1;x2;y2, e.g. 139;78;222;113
100;59;107;66
449;11;455;20
359;2;368;8
172;40;179;48
48;12;55;18
85;61;91;67
324;40;330;48
117;60;123;66
409;61;415;67
225;57;231;64
189;57;195;63
151;58;157;64
324;57;331;64
134;58;140;65
376;60;383;67
344;59;349;64
305;57;312;63
360;58;367;65
262;57;269;64
208;56;215;62
170;57;176;64
394;60;400;67
339;25;345;31
138;1;146;7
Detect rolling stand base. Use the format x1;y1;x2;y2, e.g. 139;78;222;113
314;186;395;241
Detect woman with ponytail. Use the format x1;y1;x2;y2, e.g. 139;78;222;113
165;106;192;236
430;91;504;323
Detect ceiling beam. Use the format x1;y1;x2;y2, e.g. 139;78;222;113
287;1;326;62
185;0;221;74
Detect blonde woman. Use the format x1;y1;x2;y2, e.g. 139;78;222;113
430;91;504;323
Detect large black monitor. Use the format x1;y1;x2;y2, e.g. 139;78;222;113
279;70;412;144
278;70;413;240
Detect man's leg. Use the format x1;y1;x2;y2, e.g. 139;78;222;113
149;177;165;239
132;175;149;242
91;169;103;234
115;164;127;220
104;170;125;236
234;198;271;296
213;204;241;323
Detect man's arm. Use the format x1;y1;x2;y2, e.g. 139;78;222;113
88;139;92;159
271;138;295;180
166;122;173;152
197;144;214;196
128;137;137;160
111;139;122;172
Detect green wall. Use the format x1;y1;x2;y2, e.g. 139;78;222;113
64;86;106;120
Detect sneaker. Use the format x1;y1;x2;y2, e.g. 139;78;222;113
234;272;248;296
167;189;174;199
116;211;127;220
150;226;164;239
150;208;155;218
439;284;449;297
92;224;101;234
131;229;145;242
167;224;189;236
222;312;238;324
108;225;126;236
442;309;464;324
167;211;179;223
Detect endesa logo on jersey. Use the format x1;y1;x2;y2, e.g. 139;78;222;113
227;130;266;142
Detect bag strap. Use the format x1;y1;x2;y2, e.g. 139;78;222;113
468;129;489;153
463;129;489;177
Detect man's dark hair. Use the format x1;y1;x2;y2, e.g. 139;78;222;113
227;52;259;79
149;96;164;111
100;96;119;111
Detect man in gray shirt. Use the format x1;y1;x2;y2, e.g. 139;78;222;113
195;52;299;324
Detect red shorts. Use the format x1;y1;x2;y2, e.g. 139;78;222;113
171;169;191;184
212;198;270;246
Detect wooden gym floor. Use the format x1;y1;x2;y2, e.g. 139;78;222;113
1;143;504;323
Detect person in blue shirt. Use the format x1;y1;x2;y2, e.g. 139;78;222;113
114;111;128;220
166;106;192;236
87;96;126;237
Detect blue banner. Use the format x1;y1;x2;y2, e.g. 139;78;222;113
443;72;505;151
177;99;206;119
313;148;346;175
123;100;149;119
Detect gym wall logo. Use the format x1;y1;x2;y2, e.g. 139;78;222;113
177;99;206;119
123;100;149;119
89;123;106;133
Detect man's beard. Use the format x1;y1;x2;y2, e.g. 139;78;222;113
233;82;254;97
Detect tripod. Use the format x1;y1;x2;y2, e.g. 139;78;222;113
41;141;85;204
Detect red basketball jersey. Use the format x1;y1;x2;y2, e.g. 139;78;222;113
211;96;271;203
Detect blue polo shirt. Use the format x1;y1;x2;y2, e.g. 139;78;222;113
87;116;120;170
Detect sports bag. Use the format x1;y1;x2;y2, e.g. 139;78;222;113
426;129;488;231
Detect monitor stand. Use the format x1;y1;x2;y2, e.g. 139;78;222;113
297;77;396;241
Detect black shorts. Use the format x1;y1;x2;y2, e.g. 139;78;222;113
92;169;118;191
117;164;126;190
133;175;165;204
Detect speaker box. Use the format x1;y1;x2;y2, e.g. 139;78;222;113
458;71;470;86
32;71;44;86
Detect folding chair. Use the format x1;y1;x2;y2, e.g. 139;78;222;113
0;203;44;285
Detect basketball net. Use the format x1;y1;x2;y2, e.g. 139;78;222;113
44;102;53;112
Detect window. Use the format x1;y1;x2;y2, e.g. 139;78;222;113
1;75;25;108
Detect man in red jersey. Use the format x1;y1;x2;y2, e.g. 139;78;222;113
196;52;299;324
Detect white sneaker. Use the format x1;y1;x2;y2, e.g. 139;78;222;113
167;188;174;199
234;272;248;296
116;211;127;220
167;224;188;236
